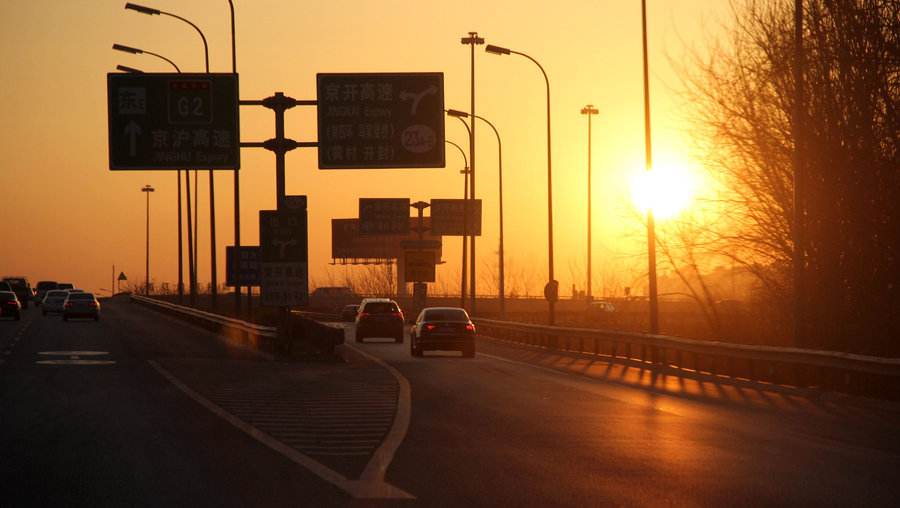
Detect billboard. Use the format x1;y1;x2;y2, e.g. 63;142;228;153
332;218;441;261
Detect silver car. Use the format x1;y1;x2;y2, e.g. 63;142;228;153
42;290;69;315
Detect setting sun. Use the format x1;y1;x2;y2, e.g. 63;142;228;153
629;158;698;219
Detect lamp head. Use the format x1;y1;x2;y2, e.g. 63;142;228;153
125;3;160;15
116;64;144;73
485;44;510;55
445;109;469;118
112;43;142;55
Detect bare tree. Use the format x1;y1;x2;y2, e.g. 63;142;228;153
681;0;899;353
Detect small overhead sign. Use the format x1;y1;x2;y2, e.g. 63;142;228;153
317;73;445;169
404;251;436;282
107;73;240;170
260;208;308;307
359;198;410;235
225;246;261;287
430;199;482;236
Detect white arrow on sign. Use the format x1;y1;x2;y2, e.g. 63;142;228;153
124;120;142;157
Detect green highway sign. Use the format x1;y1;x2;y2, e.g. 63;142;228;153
317;73;445;169
107;73;240;170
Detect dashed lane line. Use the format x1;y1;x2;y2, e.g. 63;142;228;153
148;360;414;500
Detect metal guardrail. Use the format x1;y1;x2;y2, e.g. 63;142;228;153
472;318;900;396
131;295;277;346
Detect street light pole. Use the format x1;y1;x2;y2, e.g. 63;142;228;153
581;105;598;301
446;139;469;308
447;109;504;317
113;44;184;304
461;32;484;315
142;185;155;295
641;0;660;334
447;113;473;311
125;2;216;309
793;0;805;347
485;44;556;324
226;0;243;317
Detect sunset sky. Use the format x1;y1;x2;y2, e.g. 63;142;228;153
0;0;733;297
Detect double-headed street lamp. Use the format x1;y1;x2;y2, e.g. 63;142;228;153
447;109;505;317
113;43;187;306
485;44;556;324
581;104;599;301
141;184;155;295
126;2;219;310
460;32;484;315
445;139;470;309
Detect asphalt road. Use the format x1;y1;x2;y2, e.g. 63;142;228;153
0;300;347;507
3;300;900;507
353;330;900;507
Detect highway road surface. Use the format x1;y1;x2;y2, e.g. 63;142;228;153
3;297;900;506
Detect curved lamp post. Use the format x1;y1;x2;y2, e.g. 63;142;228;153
445;139;469;309
125;2;217;310
485;43;556;324
446;112;473;311
113;44;187;306
447;109;505;317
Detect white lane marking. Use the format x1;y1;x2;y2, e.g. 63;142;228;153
342;344;413;484
36;360;117;365
35;351;115;365
38;351;111;356
148;360;413;500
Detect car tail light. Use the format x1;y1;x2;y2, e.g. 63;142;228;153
358;312;369;319
423;323;437;332
465;323;475;332
391;312;403;319
64;302;73;308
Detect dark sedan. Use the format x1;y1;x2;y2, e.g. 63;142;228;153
63;292;100;321
411;307;476;358
0;291;21;320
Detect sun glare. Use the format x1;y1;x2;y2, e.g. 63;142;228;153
629;159;697;219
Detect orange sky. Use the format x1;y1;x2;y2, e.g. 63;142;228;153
0;0;732;297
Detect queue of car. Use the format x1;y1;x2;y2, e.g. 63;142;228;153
339;297;476;358
0;277;100;322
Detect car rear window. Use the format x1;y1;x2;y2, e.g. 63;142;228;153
423;309;469;322
0;292;16;302
364;302;398;313
48;290;68;297
68;293;94;300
